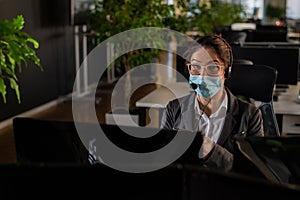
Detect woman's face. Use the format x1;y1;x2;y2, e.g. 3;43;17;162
189;48;225;82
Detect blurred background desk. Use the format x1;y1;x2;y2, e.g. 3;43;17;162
273;82;300;134
136;82;192;109
136;82;192;127
136;82;300;135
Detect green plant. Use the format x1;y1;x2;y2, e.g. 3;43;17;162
89;0;175;72
164;0;191;33
189;0;246;36
0;15;42;103
266;4;285;20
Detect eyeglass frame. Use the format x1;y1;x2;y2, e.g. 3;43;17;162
187;63;224;76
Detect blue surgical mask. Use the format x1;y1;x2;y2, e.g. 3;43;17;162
189;75;222;98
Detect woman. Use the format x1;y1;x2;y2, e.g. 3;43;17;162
161;35;264;171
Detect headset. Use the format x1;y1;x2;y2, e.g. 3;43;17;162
211;35;233;78
189;35;233;90
194;35;233;69
219;35;233;70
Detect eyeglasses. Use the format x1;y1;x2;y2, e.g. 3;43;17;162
187;63;223;76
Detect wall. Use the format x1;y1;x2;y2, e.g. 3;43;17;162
0;0;76;121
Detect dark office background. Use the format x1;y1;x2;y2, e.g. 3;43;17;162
0;0;75;121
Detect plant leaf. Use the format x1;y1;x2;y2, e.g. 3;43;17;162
0;15;42;103
9;77;20;104
0;77;7;103
27;37;39;49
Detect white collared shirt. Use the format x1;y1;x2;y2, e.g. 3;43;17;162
194;93;228;143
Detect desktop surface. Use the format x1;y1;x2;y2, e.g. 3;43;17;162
273;82;300;115
136;82;192;108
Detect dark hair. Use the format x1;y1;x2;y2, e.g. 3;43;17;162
184;35;233;71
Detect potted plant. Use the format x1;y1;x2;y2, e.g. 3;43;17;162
0;15;42;103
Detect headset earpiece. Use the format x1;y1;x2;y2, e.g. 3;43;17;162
213;35;233;78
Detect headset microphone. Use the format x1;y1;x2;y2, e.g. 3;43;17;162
190;83;198;90
190;83;207;90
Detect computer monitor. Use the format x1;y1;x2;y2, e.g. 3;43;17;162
245;25;288;42
12;117;202;165
231;46;300;86
13;117;90;164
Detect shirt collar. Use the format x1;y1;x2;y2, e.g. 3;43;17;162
211;92;228;118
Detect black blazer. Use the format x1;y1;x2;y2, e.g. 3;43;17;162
161;87;264;171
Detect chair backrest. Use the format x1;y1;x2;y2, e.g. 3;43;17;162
225;64;280;136
225;59;253;79
232;59;253;65
224;31;247;44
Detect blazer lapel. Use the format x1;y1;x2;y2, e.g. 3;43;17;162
181;106;197;131
179;93;198;132
217;88;239;146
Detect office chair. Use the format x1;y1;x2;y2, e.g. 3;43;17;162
225;64;280;136
223;31;248;45
225;59;254;79
232;59;253;65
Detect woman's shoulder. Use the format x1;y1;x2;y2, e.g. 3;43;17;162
226;87;258;111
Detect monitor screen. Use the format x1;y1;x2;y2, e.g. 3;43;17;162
245;25;288;42
12;117;202;165
13;117;89;164
231;46;300;85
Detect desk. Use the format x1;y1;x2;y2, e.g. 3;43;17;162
273;83;300;115
136;82;300;134
288;32;300;42
136;82;192;127
136;82;192;108
273;82;300;134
